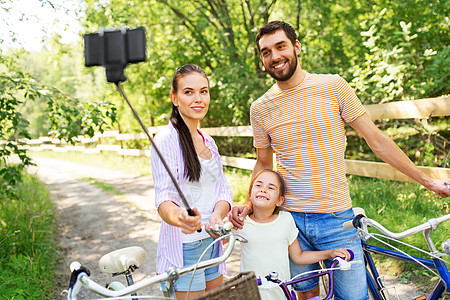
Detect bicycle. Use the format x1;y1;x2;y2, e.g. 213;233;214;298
258;250;363;299
66;222;259;300
343;207;450;300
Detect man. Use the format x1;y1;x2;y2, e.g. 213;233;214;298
230;21;450;300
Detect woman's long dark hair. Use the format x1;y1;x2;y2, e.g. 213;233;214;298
170;64;209;182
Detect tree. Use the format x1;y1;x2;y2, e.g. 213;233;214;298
0;0;117;198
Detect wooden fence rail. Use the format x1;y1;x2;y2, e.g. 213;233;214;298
22;96;450;182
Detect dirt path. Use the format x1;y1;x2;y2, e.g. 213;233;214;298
29;157;241;299
29;156;426;299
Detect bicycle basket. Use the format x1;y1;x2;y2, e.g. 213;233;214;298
192;271;261;300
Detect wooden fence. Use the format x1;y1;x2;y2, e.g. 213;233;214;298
23;96;450;183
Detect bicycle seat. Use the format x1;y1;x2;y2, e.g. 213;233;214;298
98;246;146;274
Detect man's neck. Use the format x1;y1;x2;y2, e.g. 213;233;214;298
276;67;306;90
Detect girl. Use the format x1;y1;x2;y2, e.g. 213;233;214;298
236;169;350;300
150;64;233;299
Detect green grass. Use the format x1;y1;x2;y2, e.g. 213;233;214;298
80;177;124;195
349;175;449;285
0;169;59;299
223;166;252;205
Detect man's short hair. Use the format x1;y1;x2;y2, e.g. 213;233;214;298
255;21;298;52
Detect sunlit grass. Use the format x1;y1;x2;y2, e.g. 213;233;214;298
0;170;59;299
79;177;124;195
349;175;449;285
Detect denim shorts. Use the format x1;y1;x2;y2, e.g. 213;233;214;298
160;237;221;292
289;209;369;300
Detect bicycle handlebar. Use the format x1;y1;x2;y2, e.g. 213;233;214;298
343;209;450;240
262;249;362;297
67;222;239;299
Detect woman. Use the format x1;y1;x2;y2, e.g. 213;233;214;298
150;64;233;299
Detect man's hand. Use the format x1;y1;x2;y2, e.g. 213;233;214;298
428;179;450;198
229;205;252;229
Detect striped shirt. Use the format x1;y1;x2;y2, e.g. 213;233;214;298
151;122;233;275
250;73;366;213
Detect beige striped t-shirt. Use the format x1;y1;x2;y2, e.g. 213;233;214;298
250;73;366;213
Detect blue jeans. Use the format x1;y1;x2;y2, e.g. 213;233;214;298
160;237;221;292
289;209;369;300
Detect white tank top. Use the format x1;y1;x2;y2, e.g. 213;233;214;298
181;156;221;243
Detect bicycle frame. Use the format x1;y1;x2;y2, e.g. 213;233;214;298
279;259;339;300
347;211;450;300
363;242;450;300
262;256;360;300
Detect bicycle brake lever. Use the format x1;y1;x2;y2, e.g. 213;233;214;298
335;257;352;270
205;222;233;235
335;257;363;271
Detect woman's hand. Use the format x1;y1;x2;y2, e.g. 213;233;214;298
205;211;224;239
177;207;202;234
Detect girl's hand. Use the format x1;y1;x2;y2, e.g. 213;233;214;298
331;248;351;261
177;207;201;234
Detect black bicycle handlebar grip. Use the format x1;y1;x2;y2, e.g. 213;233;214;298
187;208;202;233
352;214;365;229
68;265;91;289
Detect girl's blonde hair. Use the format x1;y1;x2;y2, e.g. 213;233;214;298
245;169;286;212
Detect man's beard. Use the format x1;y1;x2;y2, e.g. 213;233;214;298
265;51;298;82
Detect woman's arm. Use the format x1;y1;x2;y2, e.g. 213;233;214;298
288;239;350;265
158;201;201;234
209;200;231;225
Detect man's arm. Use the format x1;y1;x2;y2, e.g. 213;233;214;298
349;113;450;198
252;147;274;177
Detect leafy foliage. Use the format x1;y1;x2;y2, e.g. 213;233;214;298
0;53;117;198
350;7;448;103
77;0;449;129
2;0;449;183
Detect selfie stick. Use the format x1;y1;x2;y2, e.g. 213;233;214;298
114;83;200;227
84;27;200;231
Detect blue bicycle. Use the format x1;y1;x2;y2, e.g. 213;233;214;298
344;208;450;300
